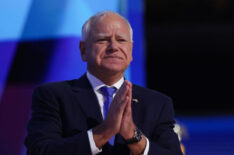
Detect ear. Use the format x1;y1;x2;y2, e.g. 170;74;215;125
79;41;87;61
130;41;133;62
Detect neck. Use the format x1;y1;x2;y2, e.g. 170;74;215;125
88;69;124;86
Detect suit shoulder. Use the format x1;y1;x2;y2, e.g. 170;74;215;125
36;80;69;88
34;79;77;93
132;84;172;103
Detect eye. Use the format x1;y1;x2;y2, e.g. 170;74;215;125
96;38;109;43
98;38;107;41
118;38;127;42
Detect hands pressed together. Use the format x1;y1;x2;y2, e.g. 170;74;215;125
93;80;146;154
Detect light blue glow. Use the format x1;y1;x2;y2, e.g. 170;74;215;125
21;0;118;41
58;0;119;37
0;0;119;41
0;0;32;41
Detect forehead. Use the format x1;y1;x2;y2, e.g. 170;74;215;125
90;14;131;37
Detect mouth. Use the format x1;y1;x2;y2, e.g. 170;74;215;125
104;55;123;60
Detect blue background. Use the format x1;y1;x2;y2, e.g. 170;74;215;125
0;0;233;155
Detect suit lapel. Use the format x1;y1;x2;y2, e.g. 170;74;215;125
131;86;141;126
71;74;103;127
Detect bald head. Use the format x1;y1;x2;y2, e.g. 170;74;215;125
81;11;133;41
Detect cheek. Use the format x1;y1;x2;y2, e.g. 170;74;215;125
92;45;106;59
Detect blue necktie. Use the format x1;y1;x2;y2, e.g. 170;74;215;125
99;86;117;145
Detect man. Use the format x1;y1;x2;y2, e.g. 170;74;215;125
25;11;183;155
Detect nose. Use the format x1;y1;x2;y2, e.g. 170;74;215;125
107;39;118;52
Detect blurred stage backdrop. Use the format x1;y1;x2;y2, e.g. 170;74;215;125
0;0;145;155
0;0;234;155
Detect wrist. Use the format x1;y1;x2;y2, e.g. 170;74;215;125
121;123;136;139
125;127;143;145
128;135;147;155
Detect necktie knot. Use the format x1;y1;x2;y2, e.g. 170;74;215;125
99;86;117;98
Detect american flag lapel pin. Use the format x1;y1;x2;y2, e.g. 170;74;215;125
132;98;139;103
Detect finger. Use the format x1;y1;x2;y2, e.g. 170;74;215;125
109;81;129;113
119;80;128;93
108;94;128;119
124;81;132;103
127;82;132;100
114;81;128;99
113;81;129;104
119;95;130;112
122;95;131;117
125;82;132;115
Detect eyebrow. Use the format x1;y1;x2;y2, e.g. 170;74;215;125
96;33;108;38
95;33;129;40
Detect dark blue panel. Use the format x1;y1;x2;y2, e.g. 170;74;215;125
0;41;17;100
177;116;234;155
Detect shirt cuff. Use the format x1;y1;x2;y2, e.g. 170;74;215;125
142;137;150;155
87;129;102;155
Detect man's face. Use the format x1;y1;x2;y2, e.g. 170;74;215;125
80;14;133;77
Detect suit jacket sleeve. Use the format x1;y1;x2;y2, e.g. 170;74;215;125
148;98;183;155
25;85;92;155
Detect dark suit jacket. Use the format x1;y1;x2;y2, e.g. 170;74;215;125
25;74;182;155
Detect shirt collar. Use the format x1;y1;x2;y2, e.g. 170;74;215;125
86;71;124;91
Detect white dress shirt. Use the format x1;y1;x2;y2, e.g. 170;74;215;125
86;72;149;155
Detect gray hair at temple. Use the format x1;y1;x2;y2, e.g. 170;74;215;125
81;11;133;41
